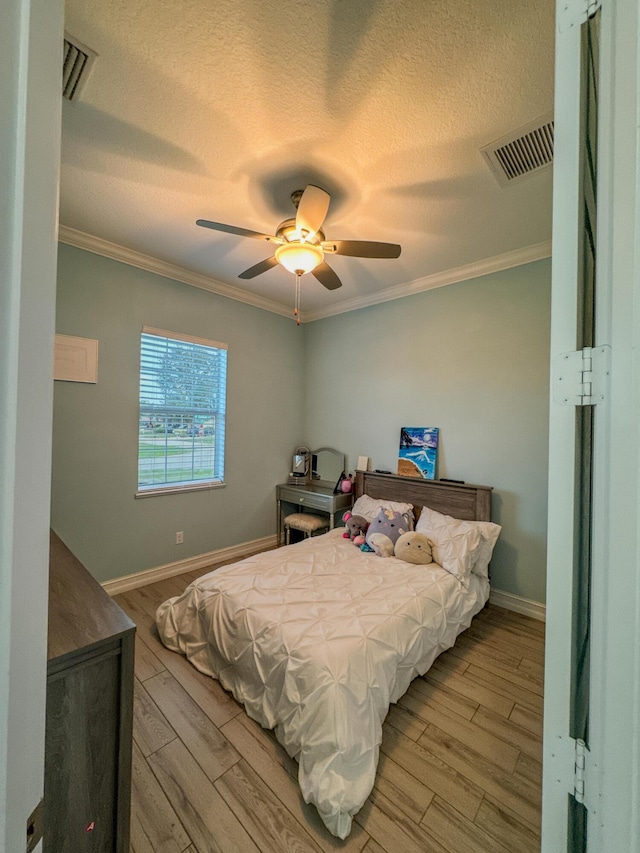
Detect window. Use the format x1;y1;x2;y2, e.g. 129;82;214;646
137;327;227;494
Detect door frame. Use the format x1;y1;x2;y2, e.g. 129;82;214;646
0;0;63;849
587;0;640;848
543;0;640;849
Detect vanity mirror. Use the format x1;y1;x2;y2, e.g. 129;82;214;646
311;447;346;487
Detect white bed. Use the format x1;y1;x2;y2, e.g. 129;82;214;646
156;472;497;838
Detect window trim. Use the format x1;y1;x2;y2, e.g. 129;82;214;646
137;326;227;496
135;480;226;499
141;325;228;353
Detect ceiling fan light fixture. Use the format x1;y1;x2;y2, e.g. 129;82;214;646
275;241;324;275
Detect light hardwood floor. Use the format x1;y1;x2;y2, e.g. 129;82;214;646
115;565;544;853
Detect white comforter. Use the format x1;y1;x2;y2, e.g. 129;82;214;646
156;529;489;838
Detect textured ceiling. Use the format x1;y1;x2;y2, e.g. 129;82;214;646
61;0;555;320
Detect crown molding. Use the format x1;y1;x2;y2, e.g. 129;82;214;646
59;225;551;324
303;240;552;322
58;224;292;318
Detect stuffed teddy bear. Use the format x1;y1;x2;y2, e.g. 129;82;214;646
342;510;369;547
361;508;412;557
394;531;433;565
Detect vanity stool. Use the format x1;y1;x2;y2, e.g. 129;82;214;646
283;512;329;545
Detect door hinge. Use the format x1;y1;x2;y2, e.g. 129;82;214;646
559;0;602;31
574;738;587;803
553;345;610;406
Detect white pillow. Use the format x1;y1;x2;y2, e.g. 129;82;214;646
352;494;414;524
469;522;502;578
416;506;501;581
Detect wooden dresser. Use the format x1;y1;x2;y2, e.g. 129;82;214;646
46;531;135;852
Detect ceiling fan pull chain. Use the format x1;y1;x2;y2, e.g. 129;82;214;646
294;272;301;325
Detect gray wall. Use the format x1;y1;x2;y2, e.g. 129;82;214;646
52;246;550;603
52;244;304;582
303;260;551;604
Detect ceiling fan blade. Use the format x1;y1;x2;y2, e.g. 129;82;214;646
312;261;342;291
324;240;402;259
238;256;279;279
196;219;275;242
295;185;330;238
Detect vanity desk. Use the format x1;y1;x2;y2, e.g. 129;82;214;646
276;482;353;546
276;446;353;546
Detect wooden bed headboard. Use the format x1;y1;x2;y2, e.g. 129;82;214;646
354;471;492;522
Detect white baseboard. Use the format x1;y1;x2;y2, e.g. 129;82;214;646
489;588;546;622
102;535;278;596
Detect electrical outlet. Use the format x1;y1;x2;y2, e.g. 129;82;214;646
175;531;184;544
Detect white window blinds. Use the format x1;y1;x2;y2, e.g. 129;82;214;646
138;328;227;491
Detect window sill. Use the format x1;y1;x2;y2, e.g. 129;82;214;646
135;481;226;498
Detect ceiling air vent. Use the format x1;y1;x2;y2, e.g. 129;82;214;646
63;33;97;102
481;114;554;187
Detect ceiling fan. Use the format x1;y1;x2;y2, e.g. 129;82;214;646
196;185;401;322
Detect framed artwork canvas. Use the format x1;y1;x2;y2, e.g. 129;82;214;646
397;427;439;479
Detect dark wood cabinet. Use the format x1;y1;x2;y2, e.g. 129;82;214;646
45;531;135;852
